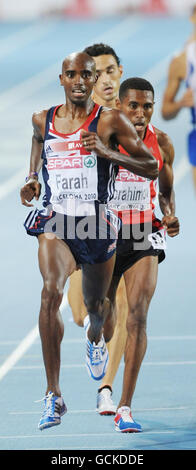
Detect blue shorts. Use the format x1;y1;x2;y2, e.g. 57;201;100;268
24;203;120;265
188;128;196;166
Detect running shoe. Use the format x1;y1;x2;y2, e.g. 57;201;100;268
85;316;109;380
97;387;116;415
38;391;67;430
114;406;142;433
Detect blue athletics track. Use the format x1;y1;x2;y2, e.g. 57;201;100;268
0;12;195;459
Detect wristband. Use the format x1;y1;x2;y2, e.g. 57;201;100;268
25;171;39;182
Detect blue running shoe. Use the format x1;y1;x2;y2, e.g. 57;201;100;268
38;391;67;430
85;316;109;380
114;406;142;433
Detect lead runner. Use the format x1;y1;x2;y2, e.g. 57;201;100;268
20;51;158;430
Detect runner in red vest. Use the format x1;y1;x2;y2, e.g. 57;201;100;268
83;77;180;432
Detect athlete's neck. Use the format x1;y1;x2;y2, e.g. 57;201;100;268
62;97;95;118
92;92;118;109
138;125;148;141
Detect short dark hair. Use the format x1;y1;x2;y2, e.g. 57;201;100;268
191;5;196;16
83;43;121;66
119;77;154;100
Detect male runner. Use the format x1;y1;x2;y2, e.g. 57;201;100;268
20;52;158;431
83;77;180;432
67;44;128;415
161;4;196;190
68;43;123;327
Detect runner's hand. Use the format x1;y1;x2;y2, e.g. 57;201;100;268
20;179;41;207
180;88;194;109
161;215;180;237
81;130;109;158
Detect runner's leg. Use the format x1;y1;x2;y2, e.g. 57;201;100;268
118;255;158;408
67;271;87;327
38;233;76;396
101;276;128;388
82;253;116;344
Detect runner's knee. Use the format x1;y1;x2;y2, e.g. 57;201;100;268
84;296;104;316
126;288;152;333
41;280;64;312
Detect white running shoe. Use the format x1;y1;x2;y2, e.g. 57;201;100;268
97;387;116;415
85;316;109;381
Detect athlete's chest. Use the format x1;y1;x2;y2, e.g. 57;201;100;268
54;115;87;135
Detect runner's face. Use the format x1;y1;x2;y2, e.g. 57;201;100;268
93;54;122;104
120;89;154;139
60;54;96;104
190;5;196;24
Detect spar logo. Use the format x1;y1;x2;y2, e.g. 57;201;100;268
116;168;146;182
47;156;83;170
84;155;96;168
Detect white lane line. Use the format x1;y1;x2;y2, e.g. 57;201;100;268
12;360;196;370
9;405;187;415
47;334;196;343
0;325;39;381
0;20;59;60
1;334;196;346
149;335;196;340
0;431;174;439
0;293;68;382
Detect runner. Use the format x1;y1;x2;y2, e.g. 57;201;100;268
162;4;196;190
67;45;128;415
83;76;180;432
68;43;123;329
20;52;158;431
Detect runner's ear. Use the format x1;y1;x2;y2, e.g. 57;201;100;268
95;73;99;84
119;65;123;77
116;98;121;109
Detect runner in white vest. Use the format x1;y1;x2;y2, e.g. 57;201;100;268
162;4;196;190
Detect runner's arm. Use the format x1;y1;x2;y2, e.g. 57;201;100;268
161;54;194;120
20;112;45;207
158;131;179;237
81;110;158;180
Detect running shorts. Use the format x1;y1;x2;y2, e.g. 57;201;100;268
113;218;166;277
24;203;120;265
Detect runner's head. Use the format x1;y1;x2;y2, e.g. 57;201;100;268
59;51;96;105
83;43;123;107
190;4;196;25
119;77;155;139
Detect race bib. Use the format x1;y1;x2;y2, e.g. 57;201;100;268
45;135;98;216
148;228;167;250
108;168;151;211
